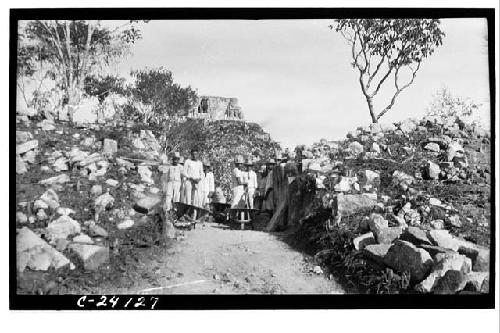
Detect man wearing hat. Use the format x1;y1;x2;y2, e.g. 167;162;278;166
245;157;258;209
161;152;183;212
182;148;204;206
200;159;215;208
255;163;267;210
231;155;247;208
263;158;276;213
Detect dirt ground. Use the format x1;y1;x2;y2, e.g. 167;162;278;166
103;222;344;295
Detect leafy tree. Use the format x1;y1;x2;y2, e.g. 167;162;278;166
129;67;198;123
19;20;146;105
426;86;482;123
84;74;126;103
333;19;445;123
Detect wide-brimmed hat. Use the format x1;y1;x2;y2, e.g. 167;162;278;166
244;157;254;165
171;151;181;160
179;156;185;164
266;158;276;165
235;155;245;164
274;151;283;160
203;159;211;167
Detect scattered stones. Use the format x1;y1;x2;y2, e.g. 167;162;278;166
56;207;76;216
95;192;114;211
384;240;433;282
446;214;462;228
79;152;104;167
53;157;69;172
17;227;71;273
69;244;109;270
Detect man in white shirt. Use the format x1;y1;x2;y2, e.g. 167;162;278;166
245;157;258;209
231;155;246;208
161;152;182;212
182;148;204;206
200;160;215;208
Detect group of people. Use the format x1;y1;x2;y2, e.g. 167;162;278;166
160;148;215;212
160;148;292;216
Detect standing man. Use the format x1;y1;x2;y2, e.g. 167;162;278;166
263;158;276;214
182;148;204;206
231;155;246;208
245;157;258;209
200;159;215;208
161;152;182;212
255;164;267;210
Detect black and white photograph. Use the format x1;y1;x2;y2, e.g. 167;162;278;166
8;4;497;317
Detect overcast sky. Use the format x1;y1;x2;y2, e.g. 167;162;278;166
114;18;491;148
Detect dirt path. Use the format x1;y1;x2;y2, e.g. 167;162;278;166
123;222;344;295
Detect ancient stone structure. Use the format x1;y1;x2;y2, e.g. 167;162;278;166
188;96;244;121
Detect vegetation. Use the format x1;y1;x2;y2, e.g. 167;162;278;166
333;19;445;123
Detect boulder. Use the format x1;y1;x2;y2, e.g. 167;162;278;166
384;240;433;282
400;227;432;246
447;141;464;162
102;138;118;156
446;214;462;228
392;170;415;187
16;155;27;174
399;119;417;133
69;244;109;270
17;139;38;155
67;147;89;163
371;142;381;153
40;189;60;210
71;98;100;124
72;233;94;244
17;227;71;273
334;194;377;216
37;119;56;131
117;219;135;230
424;142;440;152
427;230;461;251
79;152;104;167
462;272;489;292
45;215;81;240
374;227;404;244
95;192;114;211
133;195;162;215
88;224;109;238
415;252;472;293
34;199;49;210
423;160;441;180
368;213;388;233
363;244;391;264
137;165;154;184
418;244;455;259
16;212;28;224
348;141;364;155
334;176;357;192
56;207;75;216
90;184;103;196
53;157;69;172
16;131;33;144
23;150;37;164
353;232;377;250
105;179;119;187
457;241;490;272
432;270;467;294
39;174;70;186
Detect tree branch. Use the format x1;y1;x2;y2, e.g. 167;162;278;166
367;55;385;88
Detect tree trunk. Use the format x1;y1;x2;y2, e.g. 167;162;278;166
366;96;377;123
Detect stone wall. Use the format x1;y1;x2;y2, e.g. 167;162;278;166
188;96;244;121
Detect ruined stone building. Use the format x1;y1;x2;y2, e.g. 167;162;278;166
188;96;244;121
